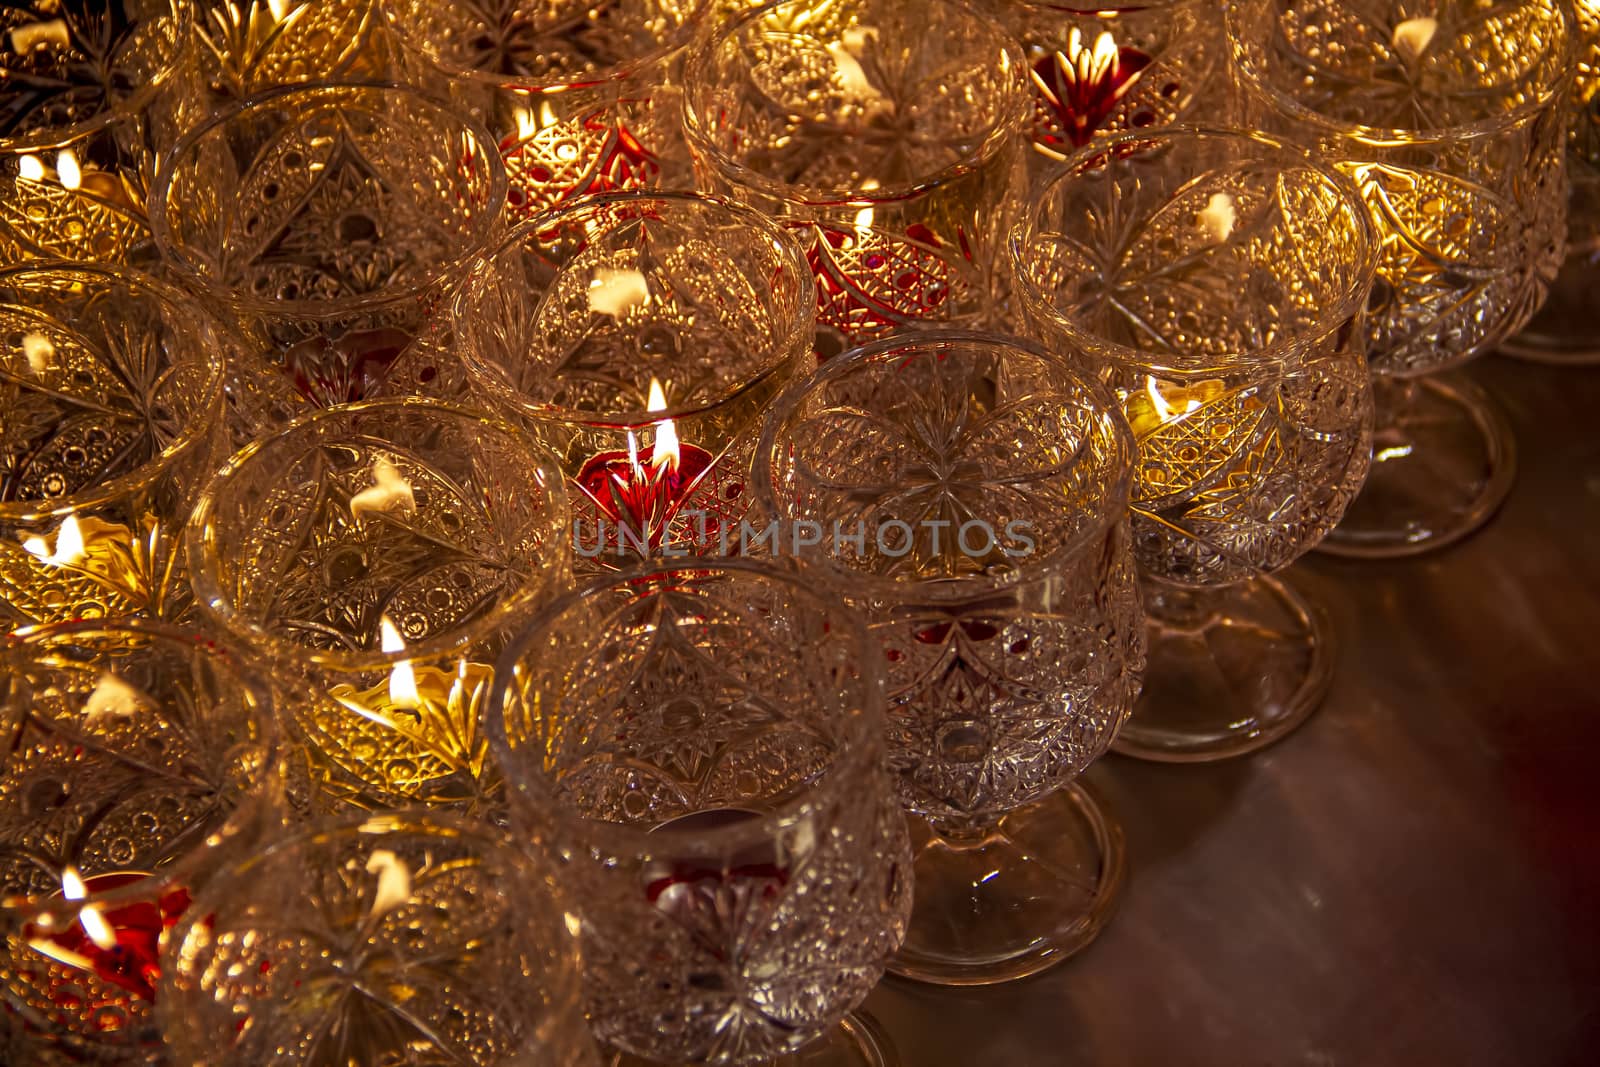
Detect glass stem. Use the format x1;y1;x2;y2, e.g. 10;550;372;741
1371;374;1422;432
1142;579;1220;628
928;810;1004;848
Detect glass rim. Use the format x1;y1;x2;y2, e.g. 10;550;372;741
384;0;708;91
184;396;570;675
158;808;581;1017
149;80;508;319
487;556;888;858
0;261;227;524
752;328;1137;604
0;0;194;153
0;616;277;920
456;190;817;426
1011;124;1381;378
1225;0;1575;144
190;807;550;884
681;0;1030;206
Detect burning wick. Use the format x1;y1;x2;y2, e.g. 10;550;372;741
60;868;117;952
9;19;70;54
21;332;53;374
379;616;420;712
588;268;651;317
22;515;85;567
350;457;415;519
55;149;81;191
649;378;680;474
1196;192;1236;243
513;99;559;142
364;850;413;917
82;673;149;723
1392;17;1438;61
1146;376;1202;425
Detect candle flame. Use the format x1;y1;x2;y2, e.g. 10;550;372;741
26;938;95;972
82;672;148;723
56;148;80;191
17;153;43;182
78;904;117;951
588;268;650;317
1197;192;1236;243
1064;27;1122;85
1392;17;1438;61
647;378;680;471
350;457;415;519
380;616;421;711
61;867;88;901
365;849;412;917
1146;376;1201;424
23;515;86;567
514;99;560;141
22;332;53;374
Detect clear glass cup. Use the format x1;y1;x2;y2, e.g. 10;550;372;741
1503;1;1600;363
488;559;911;1066
159;810;602;1066
185;398;570;815
985;0;1228;186
0;618;279;1064
683;0;1029;354
1229;0;1572;556
1013;126;1377;762
0;263;227;630
453;191;814;576
187;0;384;111
0;0;194;267
755;330;1143;986
384;0;705;223
150;81;506;435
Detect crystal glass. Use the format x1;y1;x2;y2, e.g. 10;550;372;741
0;0;193;266
489;560;910;1065
454;192;813;575
0;618;278;1064
1230;0;1572;556
0;263;226;630
150;82;506;435
187;0;383;111
159;810;602;1067
385;0;705;223
185;398;569;815
755;331;1142;986
1503;1;1600;362
986;0;1227;186
1013;127;1376;762
683;0;1028;356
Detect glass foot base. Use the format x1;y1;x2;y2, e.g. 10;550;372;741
605;1013;897;1067
888;782;1125;987
1500;236;1600;365
1113;574;1331;763
1319;374;1515;558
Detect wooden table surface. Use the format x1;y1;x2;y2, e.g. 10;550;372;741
861;352;1600;1067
